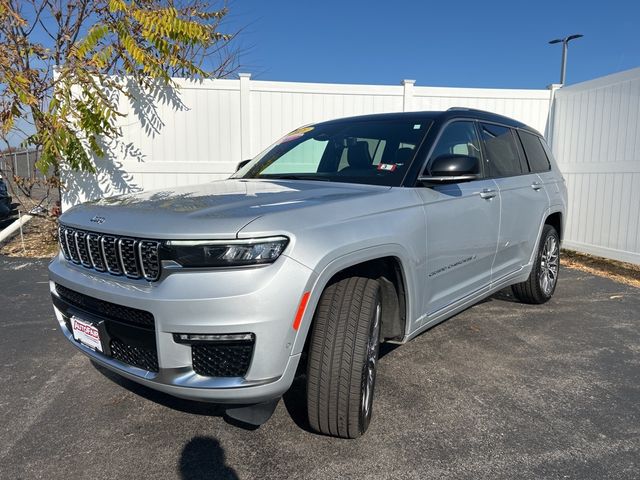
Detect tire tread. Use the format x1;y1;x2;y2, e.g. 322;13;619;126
306;276;380;438
512;224;559;304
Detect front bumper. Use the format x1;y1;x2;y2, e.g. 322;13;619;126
49;253;315;404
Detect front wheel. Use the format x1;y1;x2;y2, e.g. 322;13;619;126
306;276;382;438
513;224;560;304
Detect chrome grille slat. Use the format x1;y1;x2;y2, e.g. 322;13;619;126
65;228;80;263
86;233;106;271
138;241;161;281
59;225;160;281
117;238;140;278
101;235;122;275
74;231;92;267
58;226;71;260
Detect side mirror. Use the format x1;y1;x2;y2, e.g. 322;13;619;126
236;159;252;171
418;154;480;184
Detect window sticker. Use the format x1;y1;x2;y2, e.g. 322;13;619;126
377;163;397;172
413;124;421;130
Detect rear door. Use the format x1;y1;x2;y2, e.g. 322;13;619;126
415;121;500;316
518;131;564;212
478;123;548;281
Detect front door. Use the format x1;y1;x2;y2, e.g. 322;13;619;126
414;121;501;317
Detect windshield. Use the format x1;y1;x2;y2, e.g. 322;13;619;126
234;118;432;187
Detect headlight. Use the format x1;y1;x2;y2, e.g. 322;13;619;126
162;236;289;268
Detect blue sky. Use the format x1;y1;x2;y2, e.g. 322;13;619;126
6;0;639;147
225;0;640;88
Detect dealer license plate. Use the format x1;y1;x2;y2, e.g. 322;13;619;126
71;316;103;352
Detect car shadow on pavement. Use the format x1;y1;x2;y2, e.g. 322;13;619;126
179;436;239;480
490;286;522;303
91;360;257;431
91;360;227;416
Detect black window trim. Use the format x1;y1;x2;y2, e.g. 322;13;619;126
477;120;537;179
515;129;552;174
511;128;532;174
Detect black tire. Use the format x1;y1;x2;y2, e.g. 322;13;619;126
306;276;382;439
513;224;560;304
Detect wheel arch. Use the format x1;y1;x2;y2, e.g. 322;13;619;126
545;211;563;241
292;246;412;356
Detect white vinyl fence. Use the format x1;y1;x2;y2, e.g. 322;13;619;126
549;68;640;264
63;76;552;207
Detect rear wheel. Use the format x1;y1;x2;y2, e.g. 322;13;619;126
306;276;382;438
513;224;560;304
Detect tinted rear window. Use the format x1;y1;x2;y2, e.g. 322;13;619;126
479;123;523;177
518;131;551;173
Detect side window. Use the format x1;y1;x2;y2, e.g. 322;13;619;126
479;123;523;178
428;121;482;173
518;131;551;173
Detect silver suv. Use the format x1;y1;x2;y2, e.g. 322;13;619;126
49;108;567;438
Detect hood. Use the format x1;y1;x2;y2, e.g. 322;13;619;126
60;179;390;239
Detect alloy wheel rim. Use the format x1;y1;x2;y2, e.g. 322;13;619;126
361;302;381;427
539;235;559;295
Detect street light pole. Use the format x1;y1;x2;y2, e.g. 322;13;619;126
549;34;583;84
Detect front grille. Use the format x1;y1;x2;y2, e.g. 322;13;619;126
55;284;154;329
110;338;159;372
58;225;161;281
192;342;254;377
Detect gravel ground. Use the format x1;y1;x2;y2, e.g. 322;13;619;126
0;256;638;479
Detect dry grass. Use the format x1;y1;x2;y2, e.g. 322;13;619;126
0;215;58;258
562;249;640;289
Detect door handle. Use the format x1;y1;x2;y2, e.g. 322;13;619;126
479;188;497;199
531;182;543;191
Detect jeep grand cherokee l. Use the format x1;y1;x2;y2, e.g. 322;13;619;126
49;108;567;438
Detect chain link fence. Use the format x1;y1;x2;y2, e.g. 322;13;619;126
0;149;44;180
0;149;58;213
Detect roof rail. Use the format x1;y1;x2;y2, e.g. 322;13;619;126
446;107;494;114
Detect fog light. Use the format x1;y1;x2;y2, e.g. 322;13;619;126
174;333;254;343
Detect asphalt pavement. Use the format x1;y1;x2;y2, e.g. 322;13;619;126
0;256;638;479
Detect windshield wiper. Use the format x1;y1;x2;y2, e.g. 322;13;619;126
261;175;331;182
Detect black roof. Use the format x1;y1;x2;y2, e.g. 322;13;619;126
317;108;540;136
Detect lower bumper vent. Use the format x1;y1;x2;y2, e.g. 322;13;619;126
110;338;159;372
54;284;159;373
192;342;254;377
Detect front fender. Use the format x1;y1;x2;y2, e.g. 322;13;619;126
289;243;420;355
